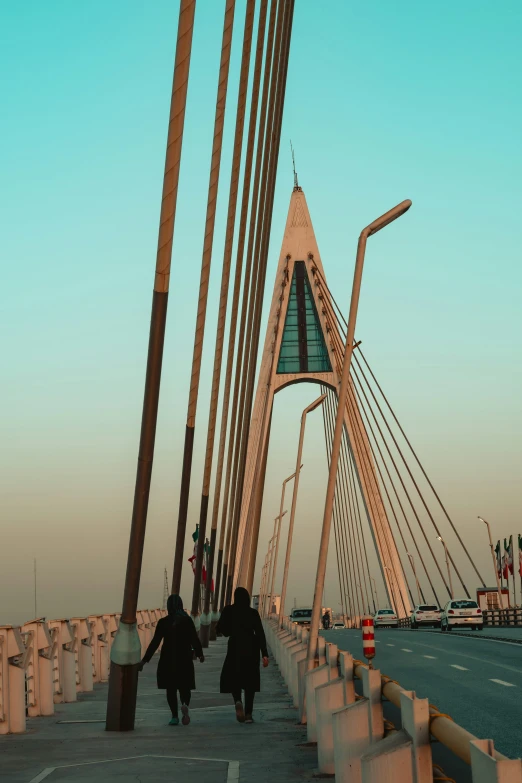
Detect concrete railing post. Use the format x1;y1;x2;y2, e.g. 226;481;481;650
470;740;522;782
0;627;28;735
48;620;77;704
22;620;54;718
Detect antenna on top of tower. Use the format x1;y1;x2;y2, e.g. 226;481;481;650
290;140;301;191
162;567;169;610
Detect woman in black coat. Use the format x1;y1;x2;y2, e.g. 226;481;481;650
216;587;268;724
139;594;204;726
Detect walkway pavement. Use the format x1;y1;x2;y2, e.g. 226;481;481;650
1;638;317;783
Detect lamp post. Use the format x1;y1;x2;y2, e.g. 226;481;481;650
437;537;454;599
267;471;298;619
279;393;327;628
306;199;412;671
407;553;422;605
478;516;504;611
265;510;287;617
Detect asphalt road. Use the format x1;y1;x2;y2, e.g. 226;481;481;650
323;627;522;762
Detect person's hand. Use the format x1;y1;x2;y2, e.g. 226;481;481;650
138;662;144;672
262;656;269;668
199;655;205;663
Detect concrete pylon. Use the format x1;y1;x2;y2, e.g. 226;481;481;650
234;186;411;617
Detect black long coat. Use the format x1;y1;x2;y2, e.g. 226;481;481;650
217;605;268;693
142;614;203;690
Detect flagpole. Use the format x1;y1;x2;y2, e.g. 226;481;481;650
512;534;516;610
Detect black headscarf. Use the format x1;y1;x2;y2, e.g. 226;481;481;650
234;587;251;608
167;594;187;617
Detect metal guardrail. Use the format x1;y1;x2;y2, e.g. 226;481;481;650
0;609;165;734
265;616;522;782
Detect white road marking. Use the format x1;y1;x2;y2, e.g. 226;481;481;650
386;644;395;647
401;648;413;652
490;679;516;687
450;664;469;671
423;655;437;659
28;755;240;783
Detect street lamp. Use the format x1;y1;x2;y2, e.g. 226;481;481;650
307;199;412;671
279;393;327;628
478;516;504;611
437;537;454;599
264;510;287;617
407;552;422;605
267;471;299;619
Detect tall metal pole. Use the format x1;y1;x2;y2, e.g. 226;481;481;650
34;558;37;619
268;472;296;617
172;0;236;598
407;553;421;605
478;517;503;610
306;200;412;672
438;537;454;599
279;394;326;628
105;0;196;733
266;511;286;616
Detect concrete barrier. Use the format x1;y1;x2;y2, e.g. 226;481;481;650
263;616;522;782
0;608;164;734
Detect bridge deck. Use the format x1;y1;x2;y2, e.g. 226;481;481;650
2;639;315;783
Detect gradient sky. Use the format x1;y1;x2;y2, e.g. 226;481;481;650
1;1;521;625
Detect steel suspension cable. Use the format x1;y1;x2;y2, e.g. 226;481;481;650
321;386;348;623
324;388;363;622
314;265;484;589
171;0;236;594
230;0;295;596
225;0;289;600
218;0;279;609
195;0;258;640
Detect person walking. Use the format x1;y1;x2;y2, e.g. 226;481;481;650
139;594;204;726
217;587;269;724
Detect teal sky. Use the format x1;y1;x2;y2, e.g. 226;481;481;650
1;1;521;624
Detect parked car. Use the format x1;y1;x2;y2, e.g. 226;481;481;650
332;622;346;630
410;604;441;628
290;608;313;625
373;608;398;628
440;599;483;632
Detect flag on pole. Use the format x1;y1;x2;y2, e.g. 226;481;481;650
503;538;510;580
188;525;199;574
519;534;522;578
507;535;514;576
495;540;502;578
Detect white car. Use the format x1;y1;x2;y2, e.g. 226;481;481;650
374;609;398;628
290;608;313;626
332;622;346;630
410;604;441;629
440;599;483;632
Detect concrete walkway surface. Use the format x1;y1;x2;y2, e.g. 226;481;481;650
0;638;318;783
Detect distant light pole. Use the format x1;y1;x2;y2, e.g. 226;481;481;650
478;516;504;611
384;566;399;614
307;199;412;671
437;537;454;599
279;393;327;628
267;471;298;619
407;553;422;605
265;510;287;616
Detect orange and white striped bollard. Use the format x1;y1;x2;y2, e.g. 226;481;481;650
361;615;375;668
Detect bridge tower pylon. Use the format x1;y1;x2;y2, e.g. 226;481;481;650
234;186;412;617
